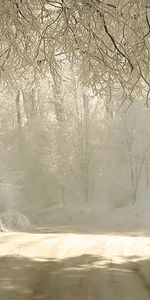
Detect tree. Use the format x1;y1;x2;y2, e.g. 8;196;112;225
0;0;149;107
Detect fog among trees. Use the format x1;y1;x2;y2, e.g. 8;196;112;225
0;1;150;299
0;0;149;231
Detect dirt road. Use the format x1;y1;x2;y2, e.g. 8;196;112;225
0;232;150;299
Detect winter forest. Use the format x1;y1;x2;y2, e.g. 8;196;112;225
0;1;150;299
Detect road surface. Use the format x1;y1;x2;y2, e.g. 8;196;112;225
0;232;150;299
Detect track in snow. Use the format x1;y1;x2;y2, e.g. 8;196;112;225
0;232;150;300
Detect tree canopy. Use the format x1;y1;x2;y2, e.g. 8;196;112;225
0;0;150;105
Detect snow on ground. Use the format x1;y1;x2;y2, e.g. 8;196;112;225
0;231;150;259
1;200;150;300
0;231;150;299
37;201;150;234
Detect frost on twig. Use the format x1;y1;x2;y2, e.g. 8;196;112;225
0;219;7;232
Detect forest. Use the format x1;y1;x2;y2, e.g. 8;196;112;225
0;1;150;299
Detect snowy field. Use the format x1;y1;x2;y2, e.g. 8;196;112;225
33;201;150;235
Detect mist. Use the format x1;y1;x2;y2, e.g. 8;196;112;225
0;1;150;299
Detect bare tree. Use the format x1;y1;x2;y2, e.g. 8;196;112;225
0;0;149;106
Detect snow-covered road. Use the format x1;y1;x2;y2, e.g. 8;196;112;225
0;232;150;299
